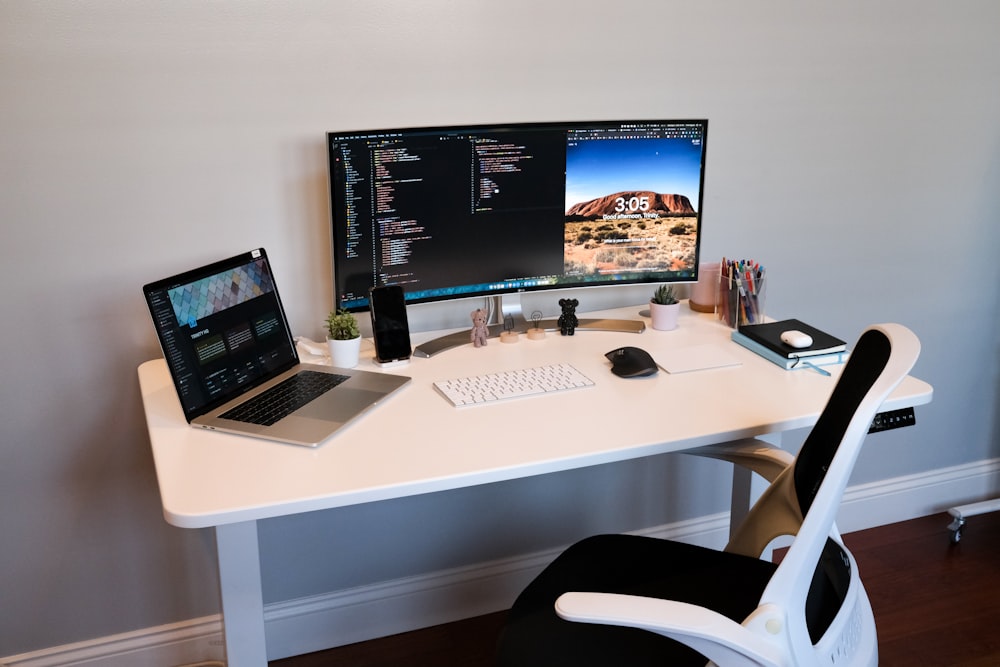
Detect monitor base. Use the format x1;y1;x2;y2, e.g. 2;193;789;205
412;318;644;358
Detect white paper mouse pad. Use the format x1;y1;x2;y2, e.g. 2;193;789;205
656;344;742;374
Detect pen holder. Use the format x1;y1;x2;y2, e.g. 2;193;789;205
718;271;766;328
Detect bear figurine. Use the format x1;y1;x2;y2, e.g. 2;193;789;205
470;308;490;347
557;298;579;336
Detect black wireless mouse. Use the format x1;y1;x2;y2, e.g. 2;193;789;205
605;346;659;378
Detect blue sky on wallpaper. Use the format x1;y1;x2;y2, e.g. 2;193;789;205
565;137;704;212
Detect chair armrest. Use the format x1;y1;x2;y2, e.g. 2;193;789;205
688;438;794;482
556;592;783;667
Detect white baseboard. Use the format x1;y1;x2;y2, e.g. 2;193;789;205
6;458;998;666
0;616;224;667
838;457;1000;531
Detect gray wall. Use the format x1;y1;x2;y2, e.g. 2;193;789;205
2;1;999;655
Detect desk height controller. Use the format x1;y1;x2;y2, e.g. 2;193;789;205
868;407;916;433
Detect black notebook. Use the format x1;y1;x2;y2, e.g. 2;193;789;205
736;319;847;358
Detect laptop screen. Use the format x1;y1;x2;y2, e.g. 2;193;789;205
143;248;299;421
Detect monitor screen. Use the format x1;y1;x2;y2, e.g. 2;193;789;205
328;119;708;312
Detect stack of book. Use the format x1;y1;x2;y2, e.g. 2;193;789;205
732;319;848;371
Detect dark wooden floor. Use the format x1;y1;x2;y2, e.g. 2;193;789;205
271;511;1000;666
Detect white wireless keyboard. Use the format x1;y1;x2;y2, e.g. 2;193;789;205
433;363;595;407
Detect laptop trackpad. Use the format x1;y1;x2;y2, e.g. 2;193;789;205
297;388;384;422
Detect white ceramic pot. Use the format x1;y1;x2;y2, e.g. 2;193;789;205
327;335;362;368
649;301;680;331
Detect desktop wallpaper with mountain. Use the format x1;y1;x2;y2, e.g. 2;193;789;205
563;136;703;277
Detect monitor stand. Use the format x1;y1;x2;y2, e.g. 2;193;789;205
412;293;644;358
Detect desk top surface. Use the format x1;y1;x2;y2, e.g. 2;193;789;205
138;305;933;528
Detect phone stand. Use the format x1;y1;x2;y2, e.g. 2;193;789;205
373;358;410;369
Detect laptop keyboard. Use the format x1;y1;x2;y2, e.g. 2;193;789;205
221;370;349;426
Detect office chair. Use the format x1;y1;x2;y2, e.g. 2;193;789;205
496;323;920;667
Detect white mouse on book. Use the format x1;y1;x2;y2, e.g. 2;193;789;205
780;329;813;349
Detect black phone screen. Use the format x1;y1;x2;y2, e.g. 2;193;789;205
369;285;412;362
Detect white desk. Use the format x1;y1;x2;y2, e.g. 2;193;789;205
137;305;932;666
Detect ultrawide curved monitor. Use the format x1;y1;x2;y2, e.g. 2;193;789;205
328;119;708;312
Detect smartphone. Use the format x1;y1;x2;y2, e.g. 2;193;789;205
369;285;412;363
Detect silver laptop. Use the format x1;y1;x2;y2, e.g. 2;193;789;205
143;248;410;447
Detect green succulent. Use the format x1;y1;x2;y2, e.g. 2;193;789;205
651;284;679;306
325;308;360;340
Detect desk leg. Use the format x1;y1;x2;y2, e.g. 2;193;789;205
729;466;755;540
216;520;268;667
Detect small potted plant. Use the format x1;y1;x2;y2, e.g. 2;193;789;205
649;284;681;331
325;308;361;368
